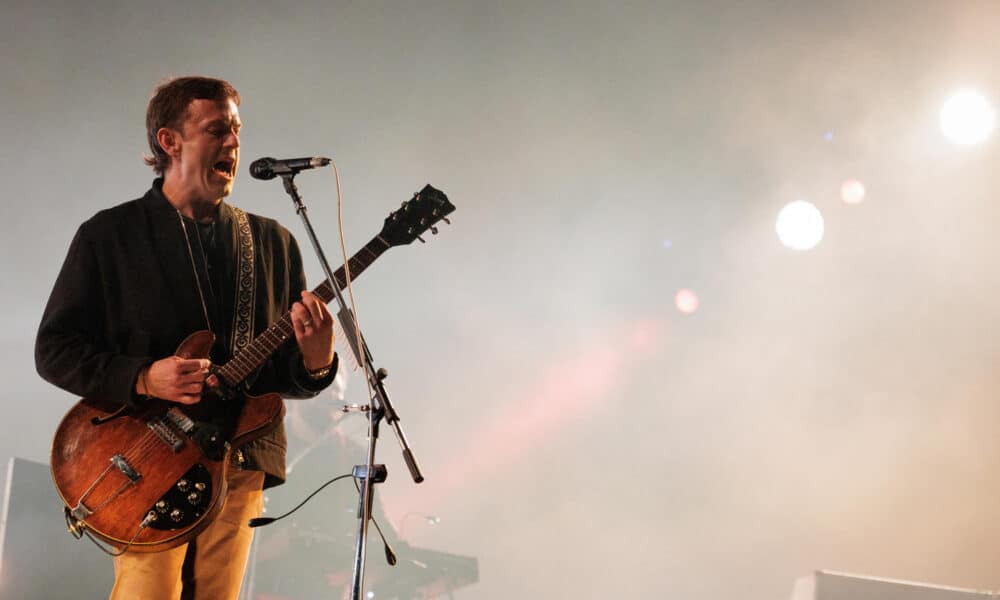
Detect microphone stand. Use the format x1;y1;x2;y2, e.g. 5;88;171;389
278;174;424;600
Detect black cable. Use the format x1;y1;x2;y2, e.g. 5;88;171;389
247;473;353;528
248;471;397;566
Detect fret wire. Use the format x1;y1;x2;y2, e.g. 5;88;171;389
245;344;267;363
264;328;285;346
261;329;277;347
246;342;270;367
235;360;252;380
234;354;254;374
240;345;261;363
257;330;275;349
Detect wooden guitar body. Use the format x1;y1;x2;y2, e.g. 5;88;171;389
49;331;284;552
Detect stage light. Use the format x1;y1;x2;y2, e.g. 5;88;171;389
841;179;865;205
675;289;699;314
940;90;995;145
776;201;824;251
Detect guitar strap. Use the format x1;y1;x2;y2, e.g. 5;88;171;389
228;206;256;358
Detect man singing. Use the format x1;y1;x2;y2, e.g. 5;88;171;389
36;76;337;599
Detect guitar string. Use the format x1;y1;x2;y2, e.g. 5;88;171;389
77;434;158;523
119;435;166;484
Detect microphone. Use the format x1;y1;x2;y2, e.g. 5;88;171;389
249;156;331;180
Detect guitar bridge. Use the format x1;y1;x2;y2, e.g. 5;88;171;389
110;453;141;483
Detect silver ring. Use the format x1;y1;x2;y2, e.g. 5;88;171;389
302;319;313;327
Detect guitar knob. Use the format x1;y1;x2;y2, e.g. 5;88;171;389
155;500;169;513
430;226;438;235
194;482;207;492
442;217;451;225
177;479;190;492
187;492;202;505
170;509;184;522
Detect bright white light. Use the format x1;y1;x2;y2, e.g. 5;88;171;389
675;289;699;314
841;179;865;205
775;201;824;251
940;90;995;145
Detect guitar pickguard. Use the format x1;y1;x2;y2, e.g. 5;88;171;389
145;464;212;531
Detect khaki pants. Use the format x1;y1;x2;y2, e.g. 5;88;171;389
110;469;265;600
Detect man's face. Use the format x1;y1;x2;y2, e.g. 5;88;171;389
169;97;241;201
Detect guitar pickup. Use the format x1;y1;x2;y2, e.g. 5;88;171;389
111;453;142;483
148;419;185;452
164;408;195;434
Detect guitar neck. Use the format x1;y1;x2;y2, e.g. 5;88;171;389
216;235;390;385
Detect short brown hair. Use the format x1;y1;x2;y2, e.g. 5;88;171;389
144;76;240;175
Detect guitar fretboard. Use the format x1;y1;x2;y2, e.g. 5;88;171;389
216;236;390;385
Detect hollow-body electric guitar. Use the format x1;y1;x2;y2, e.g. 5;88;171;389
50;185;454;553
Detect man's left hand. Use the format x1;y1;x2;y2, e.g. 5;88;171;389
291;290;335;371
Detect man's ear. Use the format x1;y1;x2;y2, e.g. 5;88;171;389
156;127;182;160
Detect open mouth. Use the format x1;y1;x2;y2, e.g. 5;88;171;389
212;158;236;179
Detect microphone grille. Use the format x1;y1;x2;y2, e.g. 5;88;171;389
249;157;277;180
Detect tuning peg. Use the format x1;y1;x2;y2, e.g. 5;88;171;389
416;235;426;243
430;226;439;235
443;217;451;225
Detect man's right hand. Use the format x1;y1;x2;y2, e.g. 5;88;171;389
137;356;212;405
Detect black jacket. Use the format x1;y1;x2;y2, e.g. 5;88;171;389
36;179;335;487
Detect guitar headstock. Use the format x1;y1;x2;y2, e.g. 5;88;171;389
381;184;456;246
